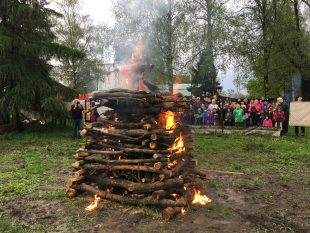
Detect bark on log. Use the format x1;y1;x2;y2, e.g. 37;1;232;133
123;148;171;155
95;120;150;129
149;142;157;150
77;149;124;157
78;184;187;207
82;164;173;177
152;190;170;200
83;156;168;165
86;177;184;194
154;162;163;170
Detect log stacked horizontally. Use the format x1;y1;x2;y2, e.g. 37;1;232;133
66;89;210;219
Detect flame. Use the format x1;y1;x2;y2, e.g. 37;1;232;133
181;208;187;215
164;111;175;130
171;134;185;154
192;189;212;206
168;160;178;169
85;194;102;212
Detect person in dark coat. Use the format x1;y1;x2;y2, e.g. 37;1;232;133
71;100;84;139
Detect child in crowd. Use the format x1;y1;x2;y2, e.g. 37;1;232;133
224;108;233;126
262;116;273;128
233;103;245;127
204;109;215;126
273;107;286;130
194;108;203;125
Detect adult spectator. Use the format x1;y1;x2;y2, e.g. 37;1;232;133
277;97;290;136
208;99;220;125
294;96;306;137
71;100;84;139
90;102;100;123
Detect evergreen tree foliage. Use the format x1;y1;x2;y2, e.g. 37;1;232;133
0;0;82;128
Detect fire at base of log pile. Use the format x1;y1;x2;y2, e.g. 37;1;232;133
66;89;211;219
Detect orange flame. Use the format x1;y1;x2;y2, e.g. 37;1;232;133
164;111;175;130
85;194;102;212
171;134;185;154
168;160;178;169
192;189;212;206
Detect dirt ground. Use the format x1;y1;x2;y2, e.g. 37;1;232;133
1;170;309;233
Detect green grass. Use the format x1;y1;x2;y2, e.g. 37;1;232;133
0;126;79;199
0;220;40;233
194;133;310;183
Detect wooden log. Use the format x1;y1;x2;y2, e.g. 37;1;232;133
153;153;168;159
78;184;187;207
66;174;84;189
86;177;184;194
167;158;189;179
83;156;168;165
126;148;172;155
84;128;140;142
143;124;152;131
150;133;158;141
142;139;151;147
72;161;84;169
152;190;170;200
149;142;157;150
66;188;78;198
95;119;148;129
77;149;124;157
153;152;188;161
82;164;173;177
154;162;163;170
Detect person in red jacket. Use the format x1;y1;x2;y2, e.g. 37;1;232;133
273;107;286;130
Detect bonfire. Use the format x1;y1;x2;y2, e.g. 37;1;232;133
65;89;211;219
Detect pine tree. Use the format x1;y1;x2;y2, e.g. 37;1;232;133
0;0;82;129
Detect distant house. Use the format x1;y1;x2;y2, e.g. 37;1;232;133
173;83;191;96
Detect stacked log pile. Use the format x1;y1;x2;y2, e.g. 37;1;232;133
66;89;211;219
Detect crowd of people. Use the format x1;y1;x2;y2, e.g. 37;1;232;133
183;95;302;133
71;95;306;139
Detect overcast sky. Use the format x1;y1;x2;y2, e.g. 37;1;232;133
51;0;236;91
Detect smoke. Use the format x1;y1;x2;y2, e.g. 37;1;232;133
112;0;170;63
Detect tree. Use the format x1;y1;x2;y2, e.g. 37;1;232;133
0;0;82;129
54;0;107;92
183;0;231;95
231;0;310;98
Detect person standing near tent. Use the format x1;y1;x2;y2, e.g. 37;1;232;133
71;100;84;139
